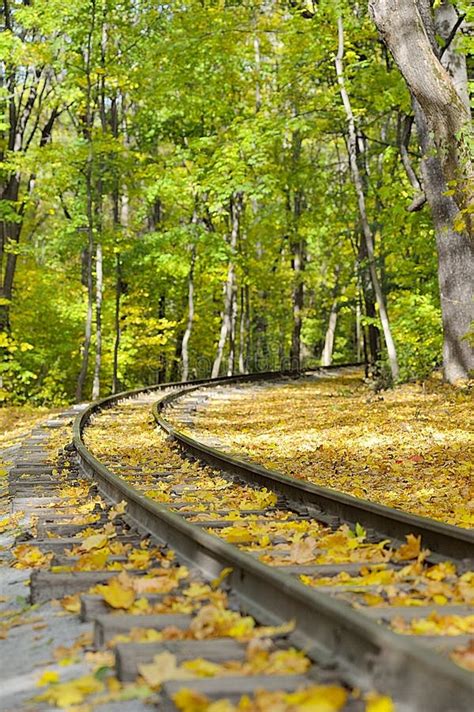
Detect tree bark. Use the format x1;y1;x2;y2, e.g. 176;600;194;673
76;3;96;402
321;298;338;367
238;286;249;374
288;131;305;371
370;0;474;381
397;113;426;212
335;16;399;381
76;237;94;402
211;193;242;378
181;241;196;382
227;280;238;376
369;0;473;216
289;235;304;370
91;241;103;400
0;174;21;332
112;252;122;394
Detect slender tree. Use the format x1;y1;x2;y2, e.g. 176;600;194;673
335;16;399;381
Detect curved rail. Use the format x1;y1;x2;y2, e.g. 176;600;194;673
73;367;474;712
154;381;474;562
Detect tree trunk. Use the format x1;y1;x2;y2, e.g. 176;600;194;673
288;130;305;372
358;233;380;372
435;2;469;112
238;286;248;374
112;252;122;394
355;298;363;363
252;230;269;371
321;298;338;367
76;239;94;402
181;242;196;382
289;236;304;370
369;0;474;381
335;16;399;381
227;280;238;376
157;295;167;383
92;241;103;400
369;0;472;216
0;175;21;333
112;189;129;392
211;193;242;378
76;0;96;402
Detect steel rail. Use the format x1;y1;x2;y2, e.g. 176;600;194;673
73;367;474;712
154;381;474;562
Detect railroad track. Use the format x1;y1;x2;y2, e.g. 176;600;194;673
2;366;472;711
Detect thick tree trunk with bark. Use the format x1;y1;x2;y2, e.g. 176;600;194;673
335;17;399;381
369;0;472;215
369;0;474;381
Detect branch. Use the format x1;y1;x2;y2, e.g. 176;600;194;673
439;13;465;59
397;113;426;211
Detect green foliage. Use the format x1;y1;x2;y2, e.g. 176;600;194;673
391;293;443;381
2;0;459;404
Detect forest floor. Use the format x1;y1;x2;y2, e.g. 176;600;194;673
186;371;473;528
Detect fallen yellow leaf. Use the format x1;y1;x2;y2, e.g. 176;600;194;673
96;577;136;610
80;533;109;551
37;670;59;687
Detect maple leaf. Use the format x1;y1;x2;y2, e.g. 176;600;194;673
132;568;186;594
288;536;318;564
96;575;136;610
59;594;81;613
79;533;109;551
138;651;192;689
393;534;423;561
75;548;110;570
